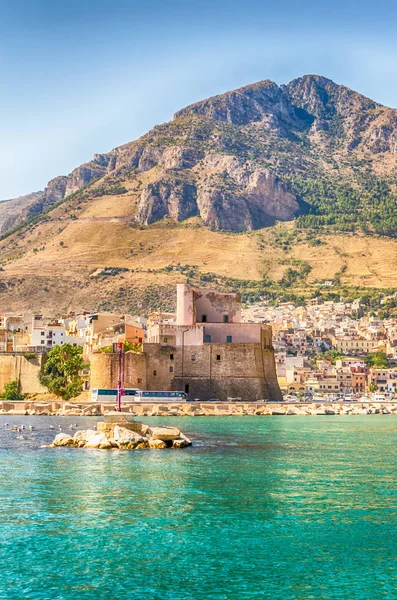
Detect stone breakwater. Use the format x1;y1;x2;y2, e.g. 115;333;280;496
2;400;397;417
47;415;192;451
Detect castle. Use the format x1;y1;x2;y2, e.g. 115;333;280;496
90;284;282;402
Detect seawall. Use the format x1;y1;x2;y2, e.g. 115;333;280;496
1;400;396;416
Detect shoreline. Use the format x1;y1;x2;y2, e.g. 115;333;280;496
1;400;397;416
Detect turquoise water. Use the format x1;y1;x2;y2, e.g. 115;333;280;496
0;416;397;599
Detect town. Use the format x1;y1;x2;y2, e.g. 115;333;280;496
1;285;397;402
244;295;397;398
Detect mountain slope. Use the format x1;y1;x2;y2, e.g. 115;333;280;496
1;74;397;313
0;191;43;234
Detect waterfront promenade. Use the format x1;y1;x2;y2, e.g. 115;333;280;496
1;399;397;416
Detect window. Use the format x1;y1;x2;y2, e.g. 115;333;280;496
223;315;229;323
170;353;174;360
137;378;142;384
41;340;45;345
204;335;211;343
169;366;174;373
185;384;190;394
202;315;207;323
216;354;221;361
226;335;232;343
191;354;196;361
153;370;157;376
163;337;168;343
41;332;44;336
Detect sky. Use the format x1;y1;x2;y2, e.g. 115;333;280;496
1;0;397;200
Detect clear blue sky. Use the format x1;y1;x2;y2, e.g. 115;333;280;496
1;0;397;199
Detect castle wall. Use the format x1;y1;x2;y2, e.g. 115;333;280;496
0;354;46;394
90;340;282;402
170;342;281;401
90;352;147;389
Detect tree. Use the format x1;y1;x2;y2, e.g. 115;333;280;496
364;351;389;369
39;344;86;400
97;340;142;354
0;380;24;400
368;382;377;393
314;349;343;365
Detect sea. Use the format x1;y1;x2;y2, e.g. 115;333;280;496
0;415;396;600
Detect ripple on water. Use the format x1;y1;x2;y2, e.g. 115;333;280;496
0;415;397;599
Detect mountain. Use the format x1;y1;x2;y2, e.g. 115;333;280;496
1;74;397;314
0;191;44;235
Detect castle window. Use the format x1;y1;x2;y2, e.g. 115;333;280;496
153;370;157;376
216;355;221;361
163;337;168;343
169;366;174;373
226;335;232;343
204;335;211;343
137;378;142;384
223;315;229;323
170;353;174;360
191;354;196;361
202;315;207;323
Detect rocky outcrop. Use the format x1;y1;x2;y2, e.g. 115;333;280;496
0;191;44;234
48;419;192;451
196;155;300;231
284;74;379;120
25;159;109;220
137;154;299;231
138;178;198;224
174;80;313;134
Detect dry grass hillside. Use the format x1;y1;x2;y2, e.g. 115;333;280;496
1;179;397;314
2;74;397;313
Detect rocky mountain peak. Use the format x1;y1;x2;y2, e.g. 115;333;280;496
173;79;312;133
284;74;380;119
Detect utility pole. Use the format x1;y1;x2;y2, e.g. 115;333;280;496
181;329;189;392
116;342;124;412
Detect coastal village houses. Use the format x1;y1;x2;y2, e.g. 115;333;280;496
2;289;397;397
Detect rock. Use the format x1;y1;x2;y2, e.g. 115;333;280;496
147;426;181;441
135;441;150;450
138;178;198;225
73;429;97;444
149;439;167;449
52;433;75;447
139;423;150;435
179;433;192;446
84;433;112;449
113;426;145;447
172;438;190;448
